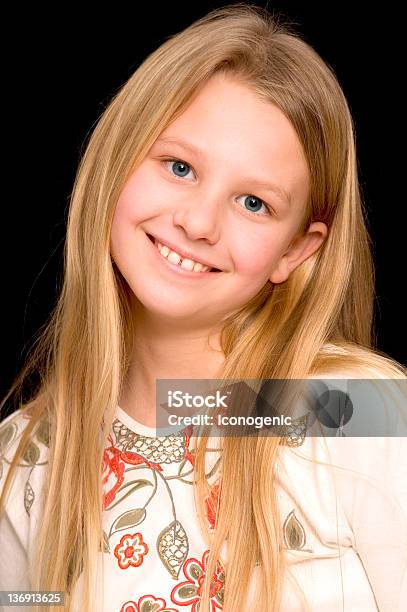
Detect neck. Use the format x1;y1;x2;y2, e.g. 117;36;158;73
118;306;226;427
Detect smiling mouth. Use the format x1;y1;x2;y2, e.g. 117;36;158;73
146;233;222;272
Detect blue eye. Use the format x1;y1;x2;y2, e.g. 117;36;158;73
244;196;263;212
238;195;270;216
164;158;193;179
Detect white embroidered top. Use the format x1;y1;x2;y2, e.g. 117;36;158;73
1;380;406;611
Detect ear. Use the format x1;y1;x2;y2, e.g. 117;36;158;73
269;221;328;284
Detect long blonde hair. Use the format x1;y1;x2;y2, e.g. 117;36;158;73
1;4;406;611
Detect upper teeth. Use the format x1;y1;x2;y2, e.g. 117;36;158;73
156;241;212;272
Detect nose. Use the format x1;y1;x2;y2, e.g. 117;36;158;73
172;192;222;244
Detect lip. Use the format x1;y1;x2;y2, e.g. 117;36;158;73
146;232;222;271
145;232;222;279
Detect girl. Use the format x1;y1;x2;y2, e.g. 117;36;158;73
1;4;406;611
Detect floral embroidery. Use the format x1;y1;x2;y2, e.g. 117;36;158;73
112;420;194;467
170;549;225;610
103;434;167;511
120;594;179;611
102;418;223;592
102;418;222;581
114;532;149;569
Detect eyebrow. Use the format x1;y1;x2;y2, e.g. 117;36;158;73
155;136;291;206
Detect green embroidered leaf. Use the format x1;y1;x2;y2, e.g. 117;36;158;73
190;561;203;580
22;441;40;466
139;599;165;612
283;509;306;550
102;530;110;553
109;507;147;537
178;585;197;598
157;520;189;579
36;418;50;447
107;478;152;510
24;480;35;516
0;422;18;453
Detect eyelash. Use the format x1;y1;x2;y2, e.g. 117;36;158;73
159;157;274;217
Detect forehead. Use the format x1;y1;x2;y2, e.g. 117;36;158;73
157;73;310;209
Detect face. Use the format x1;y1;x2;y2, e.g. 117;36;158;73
110;72;327;328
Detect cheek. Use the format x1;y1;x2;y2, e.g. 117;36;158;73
113;164;166;227
232;234;283;278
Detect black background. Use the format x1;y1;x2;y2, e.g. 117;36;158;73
2;1;405;405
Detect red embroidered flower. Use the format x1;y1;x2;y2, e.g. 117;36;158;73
102;433;165;509
120;594;179;612
102;442;125;509
171;549;225;610
204;482;221;530
114;532;149;569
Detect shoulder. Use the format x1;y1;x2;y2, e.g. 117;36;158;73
1;407;33;451
0;407;50;589
309;364;407;437
279;363;407;606
284;370;407;522
0;407;32;477
1;407;50;474
0;406;50;529
306;363;406;468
